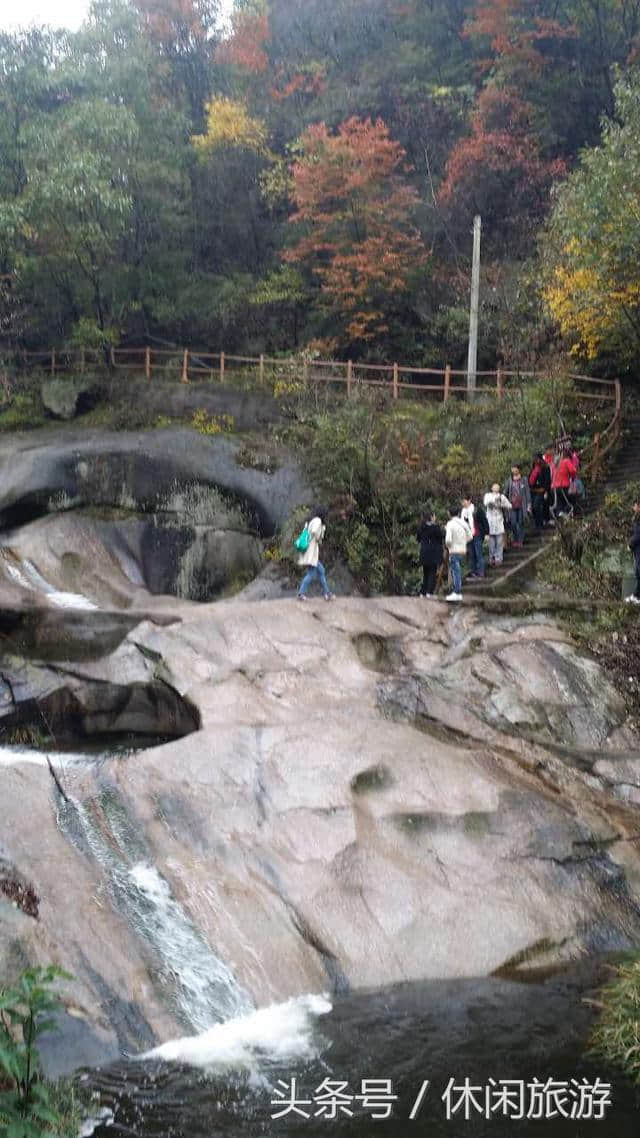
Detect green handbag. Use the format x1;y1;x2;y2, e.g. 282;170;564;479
294;526;310;552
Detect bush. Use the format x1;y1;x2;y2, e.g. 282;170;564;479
590;957;640;1083
191;409;235;435
0;965;81;1137
0;394;46;432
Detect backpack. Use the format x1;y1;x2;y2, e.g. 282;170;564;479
294;525;310;552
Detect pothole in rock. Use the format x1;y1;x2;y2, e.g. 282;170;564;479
3;481;267;605
352;633;399;673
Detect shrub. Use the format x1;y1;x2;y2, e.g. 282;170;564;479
0;395;46;432
191;409;235;435
590;957;640;1083
0;965;79;1137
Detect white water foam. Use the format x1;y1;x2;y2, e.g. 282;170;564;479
126;861;253;1030
140;993;332;1070
78;1106;114;1136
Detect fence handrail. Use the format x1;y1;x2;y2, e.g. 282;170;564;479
16;345;623;481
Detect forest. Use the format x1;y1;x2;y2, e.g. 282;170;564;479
1;0;640;375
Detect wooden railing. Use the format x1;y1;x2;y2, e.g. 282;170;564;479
19;346;621;409
574;374;623;483
18;347;624;483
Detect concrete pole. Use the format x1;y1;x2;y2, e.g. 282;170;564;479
467;214;481;400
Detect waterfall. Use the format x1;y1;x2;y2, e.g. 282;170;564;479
57;791;252;1032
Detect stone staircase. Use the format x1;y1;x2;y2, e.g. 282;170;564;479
464;414;640;595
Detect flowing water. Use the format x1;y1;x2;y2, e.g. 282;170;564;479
56;790;253;1032
81;965;639;1137
4;751;638;1135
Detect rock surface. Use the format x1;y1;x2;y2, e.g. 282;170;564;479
41;376;100;420
2;596;640;1071
0;427;310;533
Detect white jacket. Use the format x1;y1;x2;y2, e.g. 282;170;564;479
297;516;325;567
445;516;472;555
483;492;511;536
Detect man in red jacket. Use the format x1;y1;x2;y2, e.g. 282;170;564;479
550;446;578;520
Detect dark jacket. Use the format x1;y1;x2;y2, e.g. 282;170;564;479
474;503;490;538
417;522;444;567
503;475;531;512
630;519;640;567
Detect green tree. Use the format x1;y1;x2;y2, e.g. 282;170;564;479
541;68;640;366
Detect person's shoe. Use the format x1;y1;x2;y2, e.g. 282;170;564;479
446;591;463;602
323;593;335;602
624;595;640;604
467;572;478;579
512;541;523;549
297;594;308;602
423;593;433;598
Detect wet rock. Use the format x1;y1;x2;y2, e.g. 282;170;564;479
2;597;640;1074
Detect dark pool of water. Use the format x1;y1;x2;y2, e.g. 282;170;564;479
82;962;639;1137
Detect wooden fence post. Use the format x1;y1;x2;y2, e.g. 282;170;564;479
181;348;189;384
259;353;265;385
109;346;115;368
220;351;225;383
145;346;151;380
496;366;503;400
303;358;309;386
392;362;399;400
444;363;451;403
51;348;55;376
347;359;352;397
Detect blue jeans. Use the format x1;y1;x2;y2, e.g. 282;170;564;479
299;561;330;597
510;506;525;543
467;536;485;576
449;553;462;593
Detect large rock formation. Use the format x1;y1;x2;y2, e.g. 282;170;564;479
2;596;640;1072
0;428;311;605
0;427;309;533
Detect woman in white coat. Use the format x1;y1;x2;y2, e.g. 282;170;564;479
297;506;335;601
483;483;512;566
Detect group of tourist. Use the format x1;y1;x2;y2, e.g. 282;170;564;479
293;446;640;606
417;445;584;601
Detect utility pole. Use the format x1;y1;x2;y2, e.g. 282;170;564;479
467;214;481;399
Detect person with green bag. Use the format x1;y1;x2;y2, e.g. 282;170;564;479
296;506;335;601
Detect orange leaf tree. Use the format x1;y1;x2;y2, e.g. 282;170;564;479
284;116;427;353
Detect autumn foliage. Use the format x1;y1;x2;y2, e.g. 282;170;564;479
466;0;576;71
284;117;426;350
439;87;565;248
216;7;270;73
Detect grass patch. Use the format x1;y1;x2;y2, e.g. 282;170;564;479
0;393;46;431
590;957;640;1082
